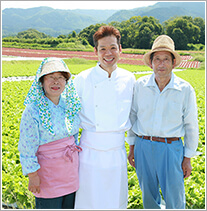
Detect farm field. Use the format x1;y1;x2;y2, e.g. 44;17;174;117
1;52;205;209
2;47;201;68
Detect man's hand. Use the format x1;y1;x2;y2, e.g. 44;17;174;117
128;145;135;168
28;171;40;193
182;157;192;179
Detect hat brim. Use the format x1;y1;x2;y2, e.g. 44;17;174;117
143;48;182;68
39;70;71;80
38;60;71;80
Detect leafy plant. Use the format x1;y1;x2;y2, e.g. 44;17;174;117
2;63;205;209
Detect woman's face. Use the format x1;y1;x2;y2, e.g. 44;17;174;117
42;72;66;103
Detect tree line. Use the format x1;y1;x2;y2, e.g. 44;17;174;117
2;15;205;50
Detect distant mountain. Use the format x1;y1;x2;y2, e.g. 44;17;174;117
2;7;117;37
2;2;205;37
106;2;205;23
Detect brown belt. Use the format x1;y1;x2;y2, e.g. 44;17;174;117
138;136;180;144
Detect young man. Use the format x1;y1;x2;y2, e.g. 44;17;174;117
127;35;201;209
74;26;136;209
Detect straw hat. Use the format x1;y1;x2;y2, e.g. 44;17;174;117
143;35;182;68
38;59;71;80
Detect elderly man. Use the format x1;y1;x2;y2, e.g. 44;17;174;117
127;35;201;209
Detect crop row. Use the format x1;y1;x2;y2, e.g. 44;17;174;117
179;61;200;68
2;62;205;209
2;47;200;68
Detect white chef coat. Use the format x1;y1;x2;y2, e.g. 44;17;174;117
74;63;136;133
74;63;136;209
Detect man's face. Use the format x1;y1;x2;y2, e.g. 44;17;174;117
150;51;176;79
94;35;122;72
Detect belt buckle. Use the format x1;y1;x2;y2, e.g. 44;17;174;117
150;136;153;141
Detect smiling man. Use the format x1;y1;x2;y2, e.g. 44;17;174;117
74;25;136;209
127;35;200;209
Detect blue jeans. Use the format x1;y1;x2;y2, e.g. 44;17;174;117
35;192;76;209
134;136;185;209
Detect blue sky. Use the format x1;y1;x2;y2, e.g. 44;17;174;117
1;1;158;10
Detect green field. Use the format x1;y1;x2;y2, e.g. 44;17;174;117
2;57;152;78
2;60;205;209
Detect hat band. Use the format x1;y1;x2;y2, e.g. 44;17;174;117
152;46;175;52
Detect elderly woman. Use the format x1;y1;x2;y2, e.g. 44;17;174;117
18;57;81;209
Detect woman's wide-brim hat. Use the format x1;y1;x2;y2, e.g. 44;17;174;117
38;59;71;80
143;35;182;68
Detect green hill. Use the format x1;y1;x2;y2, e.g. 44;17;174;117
2;2;205;37
2;7;117;37
106;2;205;23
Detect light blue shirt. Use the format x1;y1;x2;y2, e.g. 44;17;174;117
18;96;80;175
126;73;200;158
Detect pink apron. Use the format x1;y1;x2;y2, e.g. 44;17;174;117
34;136;82;198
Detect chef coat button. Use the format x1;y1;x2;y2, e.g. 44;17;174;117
95;86;97;88
95;105;98;107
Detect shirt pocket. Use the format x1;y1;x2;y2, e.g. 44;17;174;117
166;102;183;124
138;100;154;121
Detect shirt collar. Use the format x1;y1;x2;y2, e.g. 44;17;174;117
145;73;156;87
145;72;182;91
92;62;118;84
46;95;66;109
170;73;182;91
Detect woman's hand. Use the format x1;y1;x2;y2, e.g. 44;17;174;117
28;171;40;193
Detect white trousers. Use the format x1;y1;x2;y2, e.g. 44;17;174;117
75;130;128;209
